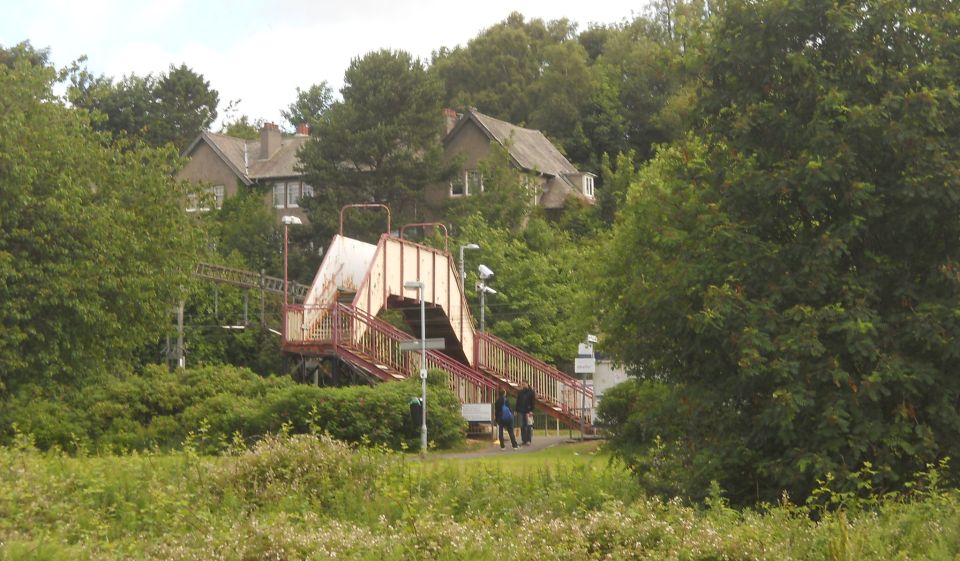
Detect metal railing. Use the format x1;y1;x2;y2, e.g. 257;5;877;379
284;303;497;403
283;302;593;427
477;332;594;426
195;262;308;302
338;305;497;403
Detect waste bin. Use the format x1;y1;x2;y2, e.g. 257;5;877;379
408;397;422;435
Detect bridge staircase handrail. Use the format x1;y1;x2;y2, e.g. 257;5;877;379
194;262;309;302
477;331;594;424
335;304;497;402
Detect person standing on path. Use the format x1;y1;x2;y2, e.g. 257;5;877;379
494;388;518;450
516;381;536;446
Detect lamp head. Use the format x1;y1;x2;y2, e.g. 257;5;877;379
478;264;494;280
282;215;303;225
462;243;480;250
404;280;424;290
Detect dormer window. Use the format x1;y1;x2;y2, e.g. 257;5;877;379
583;175;595;199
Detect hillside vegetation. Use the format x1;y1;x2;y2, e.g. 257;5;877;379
2;435;957;560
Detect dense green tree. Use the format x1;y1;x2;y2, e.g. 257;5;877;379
150;64;219;150
456;215;593;365
579;62;630;171
0;46;201;392
219;115;261;140
298;49;452;243
592;15;691;163
433;13;607;169
0;40;50;68
69;63;218;151
281;82;333;129
445;142;536;230
432;13;576;125
208;188;281;274
527;40;595;163
597;0;960;504
597;150;640;225
432;8;703;175
578;24;616;63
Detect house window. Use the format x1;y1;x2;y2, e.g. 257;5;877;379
450;173;465;197
451;171;482;197
466;171;483;194
211;185;224;209
287;182;301;207
302;184;315;199
186;185;224;212
273;183;285;208
583;176;595;198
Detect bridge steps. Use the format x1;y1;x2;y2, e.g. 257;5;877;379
283;234;594;429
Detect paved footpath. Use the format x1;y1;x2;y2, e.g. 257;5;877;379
434;435;585;460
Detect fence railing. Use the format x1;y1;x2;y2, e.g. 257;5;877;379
194;262;308;301
477;332;594;425
338;305;497;403
283;305;593;427
284;303;496;403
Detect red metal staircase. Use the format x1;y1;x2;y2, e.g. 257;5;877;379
283;233;593;429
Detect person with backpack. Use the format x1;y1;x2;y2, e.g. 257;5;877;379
494;388;518;450
516;381;536;446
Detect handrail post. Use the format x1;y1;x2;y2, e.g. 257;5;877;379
398;222;449;252
332;305;340;348
339;204;391;237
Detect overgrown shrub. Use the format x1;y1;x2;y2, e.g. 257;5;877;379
0;365;464;452
1;436;958;560
210;433;398;516
255;375;463;449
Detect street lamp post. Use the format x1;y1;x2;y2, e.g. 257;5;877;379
404;280;428;455
281;215;303;309
477;264;496;332
458;243;479;288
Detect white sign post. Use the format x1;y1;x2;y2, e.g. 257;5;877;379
574;339;596;439
399;338;446;352
461;403;493;423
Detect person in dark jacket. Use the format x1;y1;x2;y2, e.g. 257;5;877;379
515;381;536;446
494;388;518;450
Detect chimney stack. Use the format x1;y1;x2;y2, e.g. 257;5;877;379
442;108;460;135
260;122;281;159
295;122;310;136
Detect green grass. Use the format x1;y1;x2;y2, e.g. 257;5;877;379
435;438;605;465
2;434;958;561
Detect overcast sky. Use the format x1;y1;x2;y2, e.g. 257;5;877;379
1;0;647;129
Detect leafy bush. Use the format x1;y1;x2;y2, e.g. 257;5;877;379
254;372;464;450
210;433;396;516
1;436;958;560
0;365;464;452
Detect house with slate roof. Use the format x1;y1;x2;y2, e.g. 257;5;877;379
426;108;596;211
179;109;593;223
177;123;314;222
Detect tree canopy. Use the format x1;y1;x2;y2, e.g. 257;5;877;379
0;44;201;392
596;0;960;504
69;63;219;152
430;7;702;182
454;215;594;365
281;82;333;130
298;49;453;242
